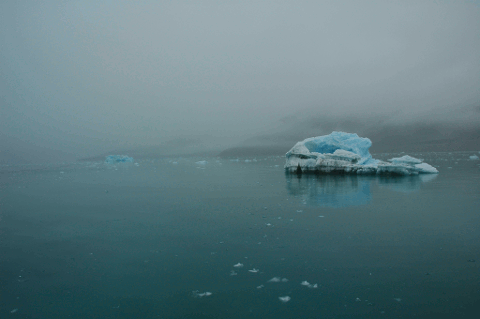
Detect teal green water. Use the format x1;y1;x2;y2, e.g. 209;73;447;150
1;153;479;318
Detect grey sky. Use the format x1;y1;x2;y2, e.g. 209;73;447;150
1;0;479;160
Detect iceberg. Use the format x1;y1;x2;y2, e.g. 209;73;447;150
105;155;134;164
285;132;438;175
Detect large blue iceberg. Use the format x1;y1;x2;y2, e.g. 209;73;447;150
285;132;438;175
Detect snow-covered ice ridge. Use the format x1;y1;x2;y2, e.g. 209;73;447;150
285;132;438;175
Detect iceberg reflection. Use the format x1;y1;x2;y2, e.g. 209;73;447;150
285;174;373;208
285;173;437;208
377;173;437;193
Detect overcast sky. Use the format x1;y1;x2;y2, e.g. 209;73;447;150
1;0;479;159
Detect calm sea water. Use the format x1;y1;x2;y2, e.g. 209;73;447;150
1;152;480;318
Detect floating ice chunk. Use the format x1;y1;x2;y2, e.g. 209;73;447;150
394;298;402;302
269;277;281;282
257;285;264;289
230;270;237;276
281;278;289;282
195;160;207;165
105;155;134;164
301;281;318;288
470;155;479;160
193;291;212;298
249;268;259;273
279;296;291;303
233;263;244;268
355;298;362;302
11;309;18;313
285;132;438;175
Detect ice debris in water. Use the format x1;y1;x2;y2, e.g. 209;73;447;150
301;281;318;288
470;155;479;160
249;268;259;273
195;160;207;165
193;291;212;298
279;296;291;303
105;155;134;163
285;131;438;175
268;277;288;283
233;263;244;268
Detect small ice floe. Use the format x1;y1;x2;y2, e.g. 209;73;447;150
268;277;287;283
318;215;324;218
393;298;402;302
469;155;479;160
193;291;212;298
265;223;272;226
230;270;238;276
233;263;244;268
195;160;207;165
11;309;18;313
301;281;318;288
281;278;289;282
296;210;303;213
249;268;259;273
257;285;264;289
279;296;291;303
355;298;362;302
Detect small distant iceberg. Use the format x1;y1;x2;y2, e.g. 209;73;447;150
105;155;134;164
285;132;438;175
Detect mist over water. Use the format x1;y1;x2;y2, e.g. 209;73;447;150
1;1;480;163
